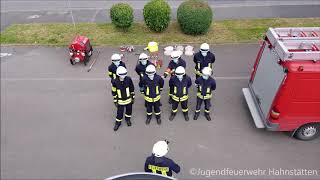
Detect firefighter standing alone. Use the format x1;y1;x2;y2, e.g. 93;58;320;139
194;67;216;121
139;64;164;125
111;66;135;131
169;66;192;121
193;43;215;79
144;140;180;177
108;53;126;80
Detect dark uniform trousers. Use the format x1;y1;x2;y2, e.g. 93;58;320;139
172;100;188;114
146;100;161;119
116;104;132;123
195;98;211;115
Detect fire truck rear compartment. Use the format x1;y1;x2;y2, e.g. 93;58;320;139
243;44;286;130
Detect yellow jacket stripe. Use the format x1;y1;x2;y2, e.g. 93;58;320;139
117;98;132;105
144;95;161;102
172;95;188;102
197;92;212;100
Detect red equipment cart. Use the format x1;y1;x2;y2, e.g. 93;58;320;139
243;27;320;141
68;35;93;66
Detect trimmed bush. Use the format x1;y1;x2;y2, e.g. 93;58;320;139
177;0;213;35
143;0;171;32
110;3;134;30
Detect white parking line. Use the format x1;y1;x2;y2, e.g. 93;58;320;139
1;76;249;81
27;14;41;19
0;53;12;58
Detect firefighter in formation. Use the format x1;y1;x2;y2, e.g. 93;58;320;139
144;140;180;177
139;64;164;125
135;53;152;91
163;50;186;78
109;43;216;130
108;53;126;80
169;66;192;121
111;66;135;131
193;43;215;79
194;67;216;121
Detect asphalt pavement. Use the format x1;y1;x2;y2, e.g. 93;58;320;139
1;0;320;31
1;44;319;180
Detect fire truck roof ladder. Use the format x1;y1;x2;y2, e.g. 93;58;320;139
267;27;320;45
266;27;320;62
274;40;320;61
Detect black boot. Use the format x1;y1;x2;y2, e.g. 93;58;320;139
205;113;212;121
125;118;132;126
156;115;161;125
193;112;199;120
183;112;189;121
146;115;152;125
169;112;176;121
113;122;121;131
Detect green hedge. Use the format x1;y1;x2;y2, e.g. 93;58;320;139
143;0;171;32
177;0;213;35
110;3;134;30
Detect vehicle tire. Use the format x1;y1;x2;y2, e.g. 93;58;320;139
70;59;75;65
294;123;320;141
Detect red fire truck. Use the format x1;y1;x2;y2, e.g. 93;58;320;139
243;27;320;141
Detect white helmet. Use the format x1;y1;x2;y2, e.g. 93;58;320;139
116;66;127;77
171;50;181;59
139;53;148;60
175;66;185;76
202;67;212;76
200;43;210;51
111;53;121;61
146;64;156;75
152;141;169;157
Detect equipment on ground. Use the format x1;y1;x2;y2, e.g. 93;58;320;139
145;41;163;69
68;35;93;66
185;45;194;56
120;46;135;52
87;50;100;72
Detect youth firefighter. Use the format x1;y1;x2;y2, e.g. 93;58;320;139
108;53;126;80
163;50;186;78
168;66;192;121
193;43;215;79
135;53;152;91
139;64;164;125
144;140;180;177
111;66;135;131
194;67;216;121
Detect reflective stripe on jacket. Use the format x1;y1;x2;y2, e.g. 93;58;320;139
169;75;192;102
195;76;216;100
111;76;135;105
